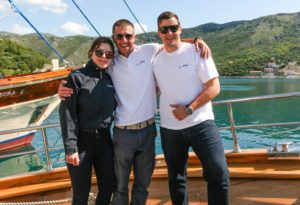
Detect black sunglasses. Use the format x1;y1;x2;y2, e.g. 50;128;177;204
94;49;114;59
158;25;179;34
113;33;134;40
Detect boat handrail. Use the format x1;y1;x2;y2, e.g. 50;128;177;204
0;92;300;174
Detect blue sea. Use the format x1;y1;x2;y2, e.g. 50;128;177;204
1;78;300;177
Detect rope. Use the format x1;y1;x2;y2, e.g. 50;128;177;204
122;0;152;42
0;199;72;205
223;126;300;146
0;7;14;21
0;193;97;205
71;0;101;37
7;0;66;63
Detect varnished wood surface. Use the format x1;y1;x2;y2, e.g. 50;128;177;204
1;149;300;204
0;69;72;86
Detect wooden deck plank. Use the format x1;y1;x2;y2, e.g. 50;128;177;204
1;149;300;203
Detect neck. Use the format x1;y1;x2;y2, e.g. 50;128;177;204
164;41;182;53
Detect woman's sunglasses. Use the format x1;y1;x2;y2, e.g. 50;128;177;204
158;25;179;34
95;49;114;59
113;34;133;40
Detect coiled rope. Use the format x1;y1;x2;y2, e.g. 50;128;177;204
0;193;96;205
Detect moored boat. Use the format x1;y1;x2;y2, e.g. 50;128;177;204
0;66;72;151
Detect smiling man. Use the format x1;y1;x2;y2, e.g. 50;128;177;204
153;11;230;205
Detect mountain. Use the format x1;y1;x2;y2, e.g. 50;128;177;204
1;12;299;76
0;36;49;76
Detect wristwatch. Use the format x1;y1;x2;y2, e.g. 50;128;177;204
185;104;194;115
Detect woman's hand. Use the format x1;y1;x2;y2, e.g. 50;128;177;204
66;152;80;166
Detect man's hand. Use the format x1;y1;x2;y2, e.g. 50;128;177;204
58;80;73;101
170;104;189;121
194;38;212;59
66;152;80;166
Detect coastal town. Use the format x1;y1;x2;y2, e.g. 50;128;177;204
246;61;300;77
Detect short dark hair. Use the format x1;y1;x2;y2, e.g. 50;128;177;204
88;37;115;58
157;11;180;28
112;19;135;34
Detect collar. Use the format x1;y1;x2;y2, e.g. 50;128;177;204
85;59;108;78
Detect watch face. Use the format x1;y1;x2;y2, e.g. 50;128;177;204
186;107;193;115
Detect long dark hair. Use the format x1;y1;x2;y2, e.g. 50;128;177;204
88;37;115;58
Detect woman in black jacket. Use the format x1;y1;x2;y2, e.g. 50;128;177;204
59;37;115;205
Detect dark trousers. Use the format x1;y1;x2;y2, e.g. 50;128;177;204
111;123;157;205
160;120;230;205
67;129;116;205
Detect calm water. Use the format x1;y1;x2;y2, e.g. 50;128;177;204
1;78;300;177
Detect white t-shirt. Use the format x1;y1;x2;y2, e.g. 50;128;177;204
108;44;161;126
153;42;219;130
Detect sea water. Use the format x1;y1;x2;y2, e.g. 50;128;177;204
1;78;300;177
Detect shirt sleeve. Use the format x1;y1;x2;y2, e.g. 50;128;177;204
59;72;80;155
196;51;219;84
142;43;162;59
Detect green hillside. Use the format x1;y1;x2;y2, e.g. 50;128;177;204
1;12;299;76
0;36;49;76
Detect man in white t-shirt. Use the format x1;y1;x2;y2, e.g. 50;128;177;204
153;11;230;205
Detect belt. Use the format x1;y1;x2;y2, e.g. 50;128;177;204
116;118;155;130
79;128;109;135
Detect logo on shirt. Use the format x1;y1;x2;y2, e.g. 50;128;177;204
136;60;146;66
178;64;189;69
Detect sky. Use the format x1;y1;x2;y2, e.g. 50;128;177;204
0;0;300;37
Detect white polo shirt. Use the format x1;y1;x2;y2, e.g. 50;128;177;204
108;44;161;126
153;43;219;130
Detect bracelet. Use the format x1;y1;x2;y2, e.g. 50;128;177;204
193;37;198;44
194;37;203;43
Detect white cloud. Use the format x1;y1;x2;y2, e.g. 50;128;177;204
15;0;68;14
61;21;90;35
10;24;35;35
134;22;148;34
0;1;10;12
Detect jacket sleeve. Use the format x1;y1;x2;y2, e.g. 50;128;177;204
59;72;80;155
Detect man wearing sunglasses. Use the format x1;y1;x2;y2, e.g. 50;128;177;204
153;11;230;205
59;18;211;205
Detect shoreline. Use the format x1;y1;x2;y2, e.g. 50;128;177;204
220;74;300;79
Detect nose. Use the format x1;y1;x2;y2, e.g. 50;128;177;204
120;36;129;42
166;28;173;35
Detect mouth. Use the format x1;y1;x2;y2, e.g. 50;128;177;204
166;36;175;41
97;59;108;64
119;44;129;49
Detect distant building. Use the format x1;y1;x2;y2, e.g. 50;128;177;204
268;62;277;68
249;70;263;75
264;68;274;73
228;61;233;64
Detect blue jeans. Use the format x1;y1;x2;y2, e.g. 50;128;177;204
111;123;157;205
160;120;230;205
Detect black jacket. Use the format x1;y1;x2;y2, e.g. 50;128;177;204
59;59;115;154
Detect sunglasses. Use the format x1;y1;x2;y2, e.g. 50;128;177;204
113;33;134;40
94;49;114;59
158;25;179;34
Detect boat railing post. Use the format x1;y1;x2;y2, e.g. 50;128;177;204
41;127;53;171
227;102;241;153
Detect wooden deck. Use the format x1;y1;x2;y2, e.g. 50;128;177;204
1;149;300;204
